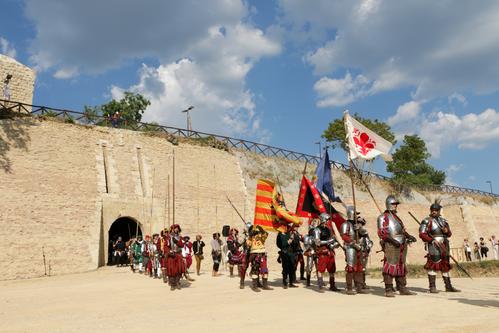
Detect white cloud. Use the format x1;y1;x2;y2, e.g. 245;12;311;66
0;37;17;58
113;21;280;139
53;67;79;79
448;93;468;106
420;108;499;157
313;72;370;107
25;0;281;138
387;101;421;126
280;1;499;100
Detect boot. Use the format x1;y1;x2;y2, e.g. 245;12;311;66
329;276;341;292
282;275;288;289
443;276;460;292
318;276;325;292
355;272;369;294
300;266;305;280
262;278;272;290
257;278;263;288
428;275;438;293
184;272;195;282
306;273;311;287
175;276;182;290
345;272;356;295
397;276;416;295
239;276;245;289
251;278;261;292
362;272;370;290
289;280;298;288
162;270;168;284
383;274;395;298
229;266;234;278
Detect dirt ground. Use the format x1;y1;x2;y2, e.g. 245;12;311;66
1;267;498;333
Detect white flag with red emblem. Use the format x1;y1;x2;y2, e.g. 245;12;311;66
344;111;393;161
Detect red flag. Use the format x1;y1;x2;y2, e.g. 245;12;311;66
295;175;326;219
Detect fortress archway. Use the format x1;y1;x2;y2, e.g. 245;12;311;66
107;217;142;265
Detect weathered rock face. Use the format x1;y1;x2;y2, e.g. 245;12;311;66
0;55;35;105
0;118;498;280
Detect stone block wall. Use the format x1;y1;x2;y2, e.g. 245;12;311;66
0;54;35;105
0;118;497;280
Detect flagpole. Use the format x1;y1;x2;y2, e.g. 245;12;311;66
343;111;359;241
172;149;176;227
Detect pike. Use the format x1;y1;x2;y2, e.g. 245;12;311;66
407;211;473;279
226;195;247;225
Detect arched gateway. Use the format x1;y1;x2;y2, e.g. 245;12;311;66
107;217;142;265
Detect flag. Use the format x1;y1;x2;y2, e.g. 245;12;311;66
253;179;301;232
320;194;345;230
295;175;326;219
315;150;338;202
344;111;393;161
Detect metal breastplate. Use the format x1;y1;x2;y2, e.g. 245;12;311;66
377;213;405;243
170;235;181;253
421;217;447;244
340;221;355;242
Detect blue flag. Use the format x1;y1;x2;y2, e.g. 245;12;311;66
315;150;337;202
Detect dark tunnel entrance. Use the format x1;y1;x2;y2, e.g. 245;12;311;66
107;217;142;265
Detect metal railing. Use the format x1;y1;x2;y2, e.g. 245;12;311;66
1;98;497;198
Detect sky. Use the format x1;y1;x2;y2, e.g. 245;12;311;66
1;0;498;193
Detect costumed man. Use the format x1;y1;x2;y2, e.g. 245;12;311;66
239;222;252;289
276;224;300;288
247;225;272;292
377;195;417;297
150;234;161;278
419;203;460;293
132;235;144;273
292;228;305;282
166;224;185;290
315;213;341;292
358;215;373;290
182;236;195;282
303;219;318;288
340;207;369;295
141;235;151;276
227;228;244;278
160;229;169;283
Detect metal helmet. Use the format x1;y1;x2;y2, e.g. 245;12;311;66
319;213;330;224
385;195;400;211
346;206;356;220
430;203;442;211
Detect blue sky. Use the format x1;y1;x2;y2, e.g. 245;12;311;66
1;0;499;193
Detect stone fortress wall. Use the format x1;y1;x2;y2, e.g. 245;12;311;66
0;118;498;280
0;54;35;105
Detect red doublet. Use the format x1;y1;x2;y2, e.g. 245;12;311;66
166;235;185;277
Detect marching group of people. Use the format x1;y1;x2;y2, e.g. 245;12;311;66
109;194;469;297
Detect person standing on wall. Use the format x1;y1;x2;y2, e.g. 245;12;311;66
491;235;498;260
463;239;472;262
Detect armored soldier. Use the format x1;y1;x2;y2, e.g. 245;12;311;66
239;222;252;289
247;225;272;292
305;213;340;292
340;207;368;295
141;235;151;275
377;195;417;297
358;216;373;290
419;203;460;293
227;228;244;278
150;234;161;278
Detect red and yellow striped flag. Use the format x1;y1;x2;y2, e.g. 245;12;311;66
253;179;301;232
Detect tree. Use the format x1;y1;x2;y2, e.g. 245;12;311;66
100;92;150;125
386;135;446;186
322;113;396;151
